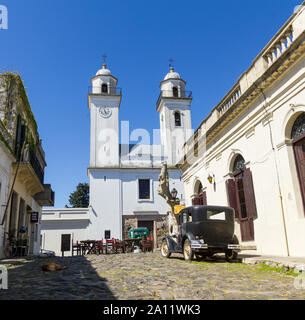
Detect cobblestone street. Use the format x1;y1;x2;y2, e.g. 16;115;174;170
0;252;304;300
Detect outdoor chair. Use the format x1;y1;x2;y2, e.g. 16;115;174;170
105;239;114;254
72;241;82;256
96;240;104;254
141;236;154;252
113;239;125;254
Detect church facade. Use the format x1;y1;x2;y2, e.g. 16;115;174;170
180;5;305;257
87;65;193;246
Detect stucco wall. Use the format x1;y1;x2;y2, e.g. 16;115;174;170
41;208;90;256
89;168;183;241
0;145;12;258
182;55;305;257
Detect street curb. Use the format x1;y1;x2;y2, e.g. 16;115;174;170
242;256;305;273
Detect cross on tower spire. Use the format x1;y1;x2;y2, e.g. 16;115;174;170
169;58;174;72
102;53;107;67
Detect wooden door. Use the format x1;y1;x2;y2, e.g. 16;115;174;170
192;192;207;206
235;174;254;242
226;168;257;242
61;234;71;252
198;192;207;205
9;192;18;236
293;135;305;213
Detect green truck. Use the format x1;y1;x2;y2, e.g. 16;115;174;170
128;228;150;246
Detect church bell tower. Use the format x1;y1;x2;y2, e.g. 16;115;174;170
88;60;122;168
157;66;193;166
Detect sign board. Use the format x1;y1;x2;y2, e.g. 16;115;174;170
174;205;186;215
61;234;71;252
30;212;39;223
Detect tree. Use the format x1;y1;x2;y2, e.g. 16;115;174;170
67;183;89;208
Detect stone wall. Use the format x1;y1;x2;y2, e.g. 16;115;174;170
155;216;168;248
122;217;137;240
122;215;168;248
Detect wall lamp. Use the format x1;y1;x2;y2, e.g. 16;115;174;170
207;174;215;184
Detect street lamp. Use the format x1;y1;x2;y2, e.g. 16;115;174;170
171;188;178;200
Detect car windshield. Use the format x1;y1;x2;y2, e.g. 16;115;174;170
134;231;146;236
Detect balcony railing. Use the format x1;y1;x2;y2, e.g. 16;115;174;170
22;145;44;185
34;184;55;207
88;86;122;95
156;90;192;107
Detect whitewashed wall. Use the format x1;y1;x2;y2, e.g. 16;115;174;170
41;208;90;256
88;168;183;241
183;55;305;257
11;178;43;256
0;144;12;258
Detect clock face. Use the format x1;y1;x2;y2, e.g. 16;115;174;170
99;107;112;118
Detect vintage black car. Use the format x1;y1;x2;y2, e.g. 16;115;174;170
161;206;241;261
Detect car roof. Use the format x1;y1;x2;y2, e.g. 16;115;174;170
181;205;233;214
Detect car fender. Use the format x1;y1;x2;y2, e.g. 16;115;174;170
182;232;196;246
162;236;177;252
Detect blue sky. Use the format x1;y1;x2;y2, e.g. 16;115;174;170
0;0;301;207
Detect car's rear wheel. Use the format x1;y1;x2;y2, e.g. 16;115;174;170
161;240;171;258
225;250;238;262
183;239;194;261
225;235;239;262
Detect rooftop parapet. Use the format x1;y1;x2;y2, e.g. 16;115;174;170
182;2;305;162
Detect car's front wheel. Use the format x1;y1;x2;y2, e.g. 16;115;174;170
183;239;194;261
161;239;171;258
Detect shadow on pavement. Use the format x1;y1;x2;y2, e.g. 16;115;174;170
168;253;242;264
0;255;116;300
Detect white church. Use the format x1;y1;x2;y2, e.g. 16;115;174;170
41;64;193;254
88;63;193;243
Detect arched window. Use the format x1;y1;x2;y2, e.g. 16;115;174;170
291;113;305;140
101;84;108;94
173;87;178;97
233;155;246;173
192;181;207;205
174;112;181;127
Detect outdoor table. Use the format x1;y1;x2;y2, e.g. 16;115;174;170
80;240;97;255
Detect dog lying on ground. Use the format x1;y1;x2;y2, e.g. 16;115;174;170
42;262;67;272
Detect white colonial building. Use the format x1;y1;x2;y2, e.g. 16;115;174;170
0;134;13;257
87;64;193;246
180;4;305;257
41;65;194;254
0;73;55;258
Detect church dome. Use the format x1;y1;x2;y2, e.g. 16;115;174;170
164;67;181;80
96;64;112;76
